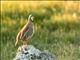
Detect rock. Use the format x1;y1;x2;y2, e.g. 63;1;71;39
13;45;56;60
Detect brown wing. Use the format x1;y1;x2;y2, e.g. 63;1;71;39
20;22;29;37
20;26;29;39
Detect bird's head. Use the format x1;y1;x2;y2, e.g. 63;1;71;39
28;14;34;22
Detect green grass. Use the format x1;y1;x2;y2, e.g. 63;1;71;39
1;2;80;60
1;19;80;60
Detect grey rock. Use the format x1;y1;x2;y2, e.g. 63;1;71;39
13;45;56;60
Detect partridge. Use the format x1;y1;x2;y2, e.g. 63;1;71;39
15;14;34;46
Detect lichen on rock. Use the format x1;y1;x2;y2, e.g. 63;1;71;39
13;45;56;60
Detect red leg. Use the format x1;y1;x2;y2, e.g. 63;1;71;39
23;39;29;45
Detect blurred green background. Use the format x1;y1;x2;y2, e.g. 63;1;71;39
1;1;80;60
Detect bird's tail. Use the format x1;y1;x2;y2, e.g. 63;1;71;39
15;32;20;46
15;39;18;46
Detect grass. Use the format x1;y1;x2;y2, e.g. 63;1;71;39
1;1;80;60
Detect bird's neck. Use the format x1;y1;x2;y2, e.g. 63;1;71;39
26;20;32;25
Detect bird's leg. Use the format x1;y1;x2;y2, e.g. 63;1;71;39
23;39;29;45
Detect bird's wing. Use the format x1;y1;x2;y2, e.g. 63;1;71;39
20;26;29;39
20;22;29;36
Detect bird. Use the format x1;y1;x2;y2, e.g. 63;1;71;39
15;14;34;46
